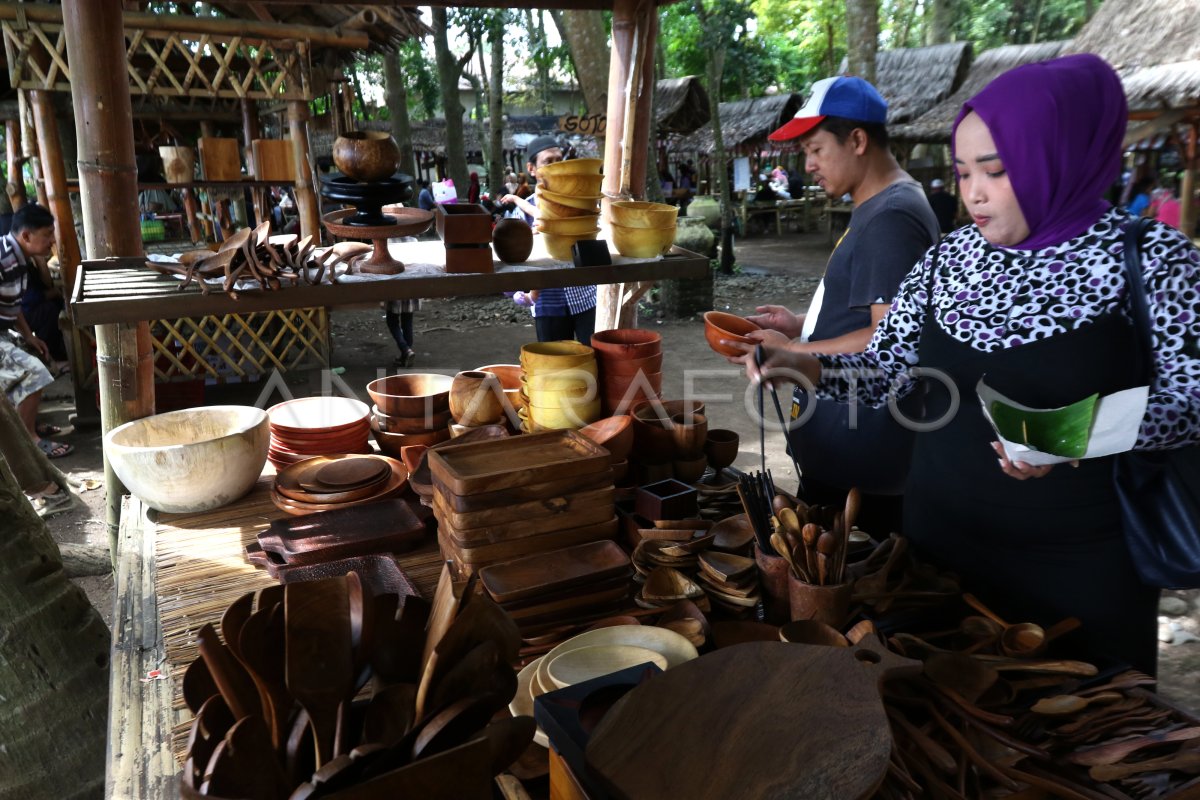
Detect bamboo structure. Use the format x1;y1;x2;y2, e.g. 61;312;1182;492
241;98;267;225
62;0;154;557
19;91;47;206
5;118;26;209
289;100;320;241
30;89;82;294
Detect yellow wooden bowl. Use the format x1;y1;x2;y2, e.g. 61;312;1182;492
537;195;600;220
611;221;677;258
539;187;603;210
610;200;680;229
520;340;596;371
537;157;603;177
537;215;601;236
541;172;605;197
540;229;599;261
526;398;603;429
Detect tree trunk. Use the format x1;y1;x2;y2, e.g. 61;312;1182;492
0;456;110;799
844;0;879;84
704;45;735;275
349;62;367;122
463;70;488;170
550;10;609;119
432;6;471;200
0;392;77;498
644;80;664;203
383;50;417;179
926;0;955;44
487;12;506;193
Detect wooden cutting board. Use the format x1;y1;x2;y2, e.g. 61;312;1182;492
251;138;294;182
429;430;610;496
585;640;920;800
256;499;425;565
198;137;242;181
480;540;632;604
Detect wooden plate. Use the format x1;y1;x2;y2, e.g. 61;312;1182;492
269;458;409;516
547;645;667;689
256;497;426;564
509;658;550;748
268;396;370;434
480;540;631;604
276;455;393;503
311;456;390;489
429;429;609;496
534;624;698;701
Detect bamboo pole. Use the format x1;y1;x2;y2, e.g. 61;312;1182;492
19;91;48;207
289;100;319;241
241;99;267;226
30;90;83;300
0;1;370;49
63;0;155;559
6;119;26;210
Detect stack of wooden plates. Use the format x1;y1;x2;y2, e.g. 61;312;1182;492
267;396;371;468
479;541;633;635
269;454;408;515
429;430;618;576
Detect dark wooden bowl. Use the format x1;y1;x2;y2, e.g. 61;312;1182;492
332;131;400;183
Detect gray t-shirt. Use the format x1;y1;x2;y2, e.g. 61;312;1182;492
789;179;939;496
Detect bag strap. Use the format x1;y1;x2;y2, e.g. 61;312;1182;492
1121;216;1156;384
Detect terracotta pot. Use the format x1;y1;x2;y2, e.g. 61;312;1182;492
704;429;740;471
670;412;708;460
703;311;761;358
755;543;790;625
449;370;505;427
492;218;534;264
686;194;721;228
332;131;400;183
591;328;663;360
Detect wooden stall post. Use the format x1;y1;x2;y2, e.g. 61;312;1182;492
6;118;27;210
289;100;320;241
62;0;155;558
241;98;268;226
30;90;83;296
19;91;48;207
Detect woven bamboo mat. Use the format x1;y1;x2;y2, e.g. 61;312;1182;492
152;475;444;762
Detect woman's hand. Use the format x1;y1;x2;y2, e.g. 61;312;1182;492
991;441;1078;480
747;305;803;339
723;338;821;391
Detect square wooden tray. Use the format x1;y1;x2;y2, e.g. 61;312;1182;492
429;429;610;495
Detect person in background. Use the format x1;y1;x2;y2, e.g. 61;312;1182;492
734;54;1200;675
1125;176;1156;216
927;178;958;234
0;203;72;458
416;179;436;212
514;173;533;199
384;299;419;368
1152;180;1183;230
736;75;940;534
467;171;482;205
499;135;597;344
503;172;519;195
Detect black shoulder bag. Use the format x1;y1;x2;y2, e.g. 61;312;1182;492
1113;217;1200;588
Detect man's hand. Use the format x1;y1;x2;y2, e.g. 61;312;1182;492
25;333;49;361
746;305;804;339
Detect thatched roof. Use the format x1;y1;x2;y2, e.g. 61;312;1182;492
890;41;1070;142
311;115;600;160
212;3;428;53
673;93;803;155
1065;0;1200;111
655;76;711;135
845;42;972;125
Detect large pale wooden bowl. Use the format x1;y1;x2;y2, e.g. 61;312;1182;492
539;187;603;211
537;195;599;220
610;201;679;229
104;405;269;513
611;221;676;258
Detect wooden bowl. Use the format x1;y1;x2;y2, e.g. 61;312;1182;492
704;428;740;471
591;328;662;360
538;187;603;211
370;417;452;458
332;131;400;183
520;340;595;371
610;200;679;229
547;645;667;690
449;370;505;427
703;311;761;358
673;453;709;484
269;396;370;434
536;157;603;178
671;412;708;460
366;373;453;417
598;351;664;376
372;405;453;434
525;398;602;430
537;214;601;236
540;172;605;197
630;399;706;463
536;195;598;219
535;624;698;695
611;221;676;258
578;415;634;462
710;513;755;552
540;229;599;261
492;217;534;264
477;363;524;412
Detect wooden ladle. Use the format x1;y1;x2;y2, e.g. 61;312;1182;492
962;593;1079;658
1031;690;1123;716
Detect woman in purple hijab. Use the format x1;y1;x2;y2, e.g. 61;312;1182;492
731;54;1200;674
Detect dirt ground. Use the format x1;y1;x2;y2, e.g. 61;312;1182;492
40;227;1200;709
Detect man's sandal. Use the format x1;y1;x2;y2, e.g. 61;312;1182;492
37;439;74;459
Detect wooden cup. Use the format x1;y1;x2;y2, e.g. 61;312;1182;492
787;572;852;628
754;543;791;625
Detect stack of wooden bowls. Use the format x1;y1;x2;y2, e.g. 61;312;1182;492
267;397;371;469
448;369;510;435
609;201;679;258
591;328;663;416
628;399;709;484
365;373;454;458
518;341;603;432
267;453;410;515
534;158;603;261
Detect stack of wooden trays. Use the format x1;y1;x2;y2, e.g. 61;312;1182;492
429;430;618;576
478;541;633;635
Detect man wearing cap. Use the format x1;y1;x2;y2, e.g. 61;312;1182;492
927;178;958;234
737;76;939;533
500;135;598;344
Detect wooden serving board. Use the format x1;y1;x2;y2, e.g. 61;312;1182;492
429;430;610;496
256;499;426;565
198;137;242;181
480;540;632;604
433;468;614;513
585;641;920;800
433;485;615;530
251;139;294;182
439;518;619;571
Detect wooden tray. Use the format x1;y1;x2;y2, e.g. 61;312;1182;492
433;468;614;513
256;498;426;565
251;138;294;182
429;430;610;495
198;136;242;181
434;486;615;530
481;540;632;604
439;518;619;570
503;579;630;624
434;497;616;546
243;549;421;598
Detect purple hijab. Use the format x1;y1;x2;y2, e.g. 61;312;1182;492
953;54;1127;250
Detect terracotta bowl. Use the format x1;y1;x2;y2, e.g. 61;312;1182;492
269;396;370;434
578;415;634;462
536;157;603;178
449;370;506;427
537;214;601;236
540;173;604;197
703;311;762;358
591;328;662;360
332;131;400;183
520;340;596;372
540;229;599;261
610;200;680;229
366;373;453;417
671;412;709;460
704;428;740;471
372;405;453;434
537;195;599;220
370;417;452;457
538;187;603;211
611;221;676;259
599;351;664;376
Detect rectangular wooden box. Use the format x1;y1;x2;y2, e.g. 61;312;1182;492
198;137;242;181
251;139;294;182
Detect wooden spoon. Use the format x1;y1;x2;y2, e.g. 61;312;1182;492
236;603;291;749
1067;726;1200;766
1031;691;1123;716
817;531;838;585
1089;749;1200;782
362;683;418;747
196;622;261;723
285;576;354;768
801;523;821;582
219;591;255;661
182;654;219;714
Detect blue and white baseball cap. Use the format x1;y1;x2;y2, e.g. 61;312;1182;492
769;76;888;142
